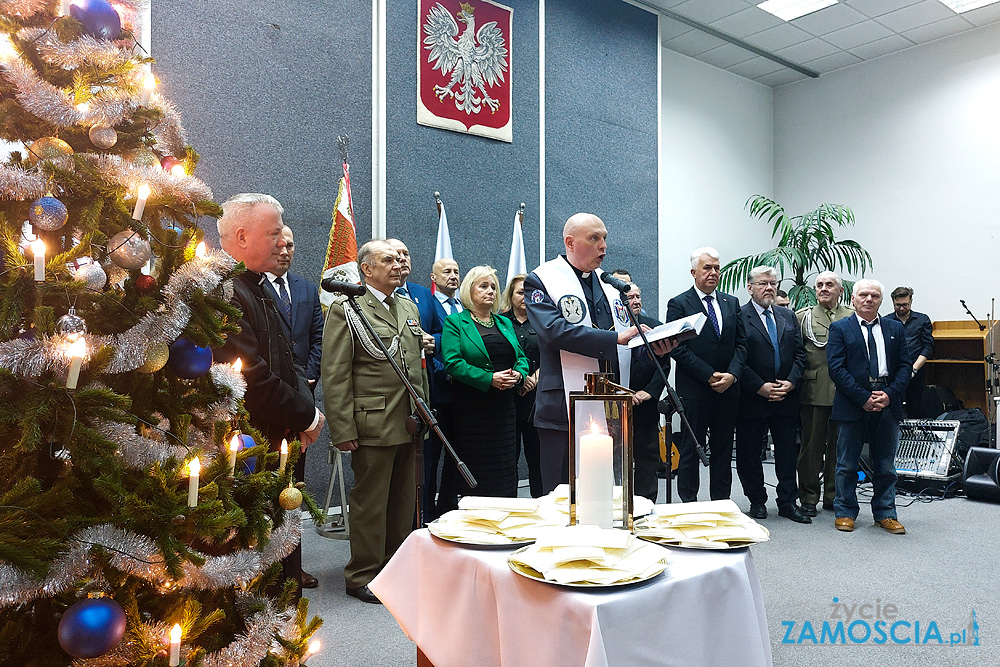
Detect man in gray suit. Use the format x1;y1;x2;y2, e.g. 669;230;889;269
323;240;429;603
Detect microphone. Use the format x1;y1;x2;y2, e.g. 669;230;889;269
321;278;366;297
599;272;632;293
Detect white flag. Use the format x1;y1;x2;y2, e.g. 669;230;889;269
434;200;453;262
506;208;527;287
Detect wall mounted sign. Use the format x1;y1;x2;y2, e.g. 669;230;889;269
418;0;513;142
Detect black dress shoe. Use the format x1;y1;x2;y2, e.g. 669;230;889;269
746;502;768;519
301;571;318;589
800;503;818;517
778;505;813;524
346;585;382;604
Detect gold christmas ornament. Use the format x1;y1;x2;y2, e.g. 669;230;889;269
136;340;169;373
126;146;159;167
26;136;74;167
278;485;302;511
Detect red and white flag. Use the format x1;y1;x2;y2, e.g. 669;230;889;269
320;163;359;309
505;206;526;288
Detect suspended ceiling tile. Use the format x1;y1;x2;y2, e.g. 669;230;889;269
874;0;959;33
849;33;915;59
790;2;868;35
774;37;842;62
697;43;758;69
670;0;752;25
843;0;925;18
959;2;1000;26
755;69;811;87
744;22;813;51
659;16;694;43
804;50;864;73
663;29;729;57
727;56;786;78
710;7;785;38
823;18;895;48
901;15;974;43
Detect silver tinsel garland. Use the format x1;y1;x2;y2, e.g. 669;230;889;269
0;251;236;377
98;418;190;469
0;514;302;607
20;27;133;70
0;0;143;17
86;153;213;208
207;362;247;417
0;163;48;200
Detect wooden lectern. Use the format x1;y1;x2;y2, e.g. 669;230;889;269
923;320;1000;416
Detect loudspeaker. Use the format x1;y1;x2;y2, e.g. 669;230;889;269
963;447;1000;503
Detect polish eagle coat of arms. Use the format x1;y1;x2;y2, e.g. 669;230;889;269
417;0;513;142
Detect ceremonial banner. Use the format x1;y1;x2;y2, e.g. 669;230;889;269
418;0;513;142
320;168;359;310
505;207;526;287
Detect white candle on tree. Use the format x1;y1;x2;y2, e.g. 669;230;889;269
65;337;86;390
31;239;45;281
228;434;240;476
577;418;614;528
132;183;150;221
187;457;200;508
168;623;182;666
278;439;289;475
141;72;156;106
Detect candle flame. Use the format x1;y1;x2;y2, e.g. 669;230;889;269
188;457;200;475
170;163;186;177
195;241;207;258
231;357;242;373
586;415;605;436
229;434;241;452
306;639;321;655
30;239;45;255
280;439;288;455
137;183;151;199
143;72;156;91
67;337;87;358
75;101;89;114
0;34;17;62
169;623;182;642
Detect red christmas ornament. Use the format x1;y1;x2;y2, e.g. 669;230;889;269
135;275;157;293
160;155;181;171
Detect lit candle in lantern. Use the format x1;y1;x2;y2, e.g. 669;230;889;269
30;239;45;281
132;183;150;221
228;434;240;476
187;457;200;507
65;337;86;390
140;72;156;105
577;419;614;528
168;623;182;667
279;439;289;475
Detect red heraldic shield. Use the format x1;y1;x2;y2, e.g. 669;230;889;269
418;0;513;142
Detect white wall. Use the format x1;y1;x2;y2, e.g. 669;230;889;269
774;22;1000;321
659;40;774;317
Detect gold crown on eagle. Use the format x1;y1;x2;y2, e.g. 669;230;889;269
459;2;475;15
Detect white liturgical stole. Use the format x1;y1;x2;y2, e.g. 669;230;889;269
533;257;632;415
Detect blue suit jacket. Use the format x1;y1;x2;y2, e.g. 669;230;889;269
738;302;806;417
827;315;912;422
397;281;449;403
264;272;323;381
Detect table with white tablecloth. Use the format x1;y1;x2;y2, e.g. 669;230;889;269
368;529;773;667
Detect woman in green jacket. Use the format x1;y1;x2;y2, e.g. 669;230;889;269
442;265;530;497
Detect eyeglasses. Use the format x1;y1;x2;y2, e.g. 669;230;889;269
751;281;778;287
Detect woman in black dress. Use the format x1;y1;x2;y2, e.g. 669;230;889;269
500;274;543;497
442;266;529;497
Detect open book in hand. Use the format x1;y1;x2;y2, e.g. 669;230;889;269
627;312;707;349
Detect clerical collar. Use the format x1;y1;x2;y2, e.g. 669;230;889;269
563;255;592;280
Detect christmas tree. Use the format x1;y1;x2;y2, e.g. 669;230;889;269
0;1;322;664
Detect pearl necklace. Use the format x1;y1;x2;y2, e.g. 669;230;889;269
471;312;495;328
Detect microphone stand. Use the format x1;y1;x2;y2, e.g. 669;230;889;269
337;292;477;524
619;295;709;504
960;299;986;331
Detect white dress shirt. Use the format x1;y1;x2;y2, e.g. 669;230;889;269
695;286;724;334
856;314;889;378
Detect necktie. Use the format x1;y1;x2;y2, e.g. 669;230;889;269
395;286;408;299
384;294;397;319
764;308;780;375
446;296;458;314
862;320;880;379
704;295;721;337
274;276;291;319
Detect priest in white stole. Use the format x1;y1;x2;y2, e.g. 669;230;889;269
523;213;675;494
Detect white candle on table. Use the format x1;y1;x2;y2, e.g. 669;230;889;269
278;439;288;475
187;457;200;508
168;623;182;666
65;337;86;389
31;239;45;281
228;434;240;476
577;424;614;528
132;183;150;220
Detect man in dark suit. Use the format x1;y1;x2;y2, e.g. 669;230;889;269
885;286;933;418
666;247;747;503
735;266;810;523
625;283;668;502
213;193;325;595
827;279;911;535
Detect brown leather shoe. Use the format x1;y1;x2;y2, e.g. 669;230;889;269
875;518;906;534
835;517;855;532
301;571;318;589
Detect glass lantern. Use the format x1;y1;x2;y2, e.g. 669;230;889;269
567;372;635;530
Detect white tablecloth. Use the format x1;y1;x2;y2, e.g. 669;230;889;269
369;529;772;667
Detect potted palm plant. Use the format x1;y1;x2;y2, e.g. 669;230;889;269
719;195;873;308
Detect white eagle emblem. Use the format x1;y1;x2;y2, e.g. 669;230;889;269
423;2;509;115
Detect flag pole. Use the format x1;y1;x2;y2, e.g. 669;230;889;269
434;190;442;218
518;201;525;226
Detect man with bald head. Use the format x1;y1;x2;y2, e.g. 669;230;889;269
524;213;674;494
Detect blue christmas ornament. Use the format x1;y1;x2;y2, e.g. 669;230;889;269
167;338;213;379
28;196;69;231
238;434;257;474
57;597;126;659
69;0;122;40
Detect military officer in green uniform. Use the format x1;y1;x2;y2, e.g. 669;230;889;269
796;271;854;516
323;240;429;604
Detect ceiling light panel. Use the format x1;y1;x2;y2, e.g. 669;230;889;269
757;0;838;21
938;0;1000;12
